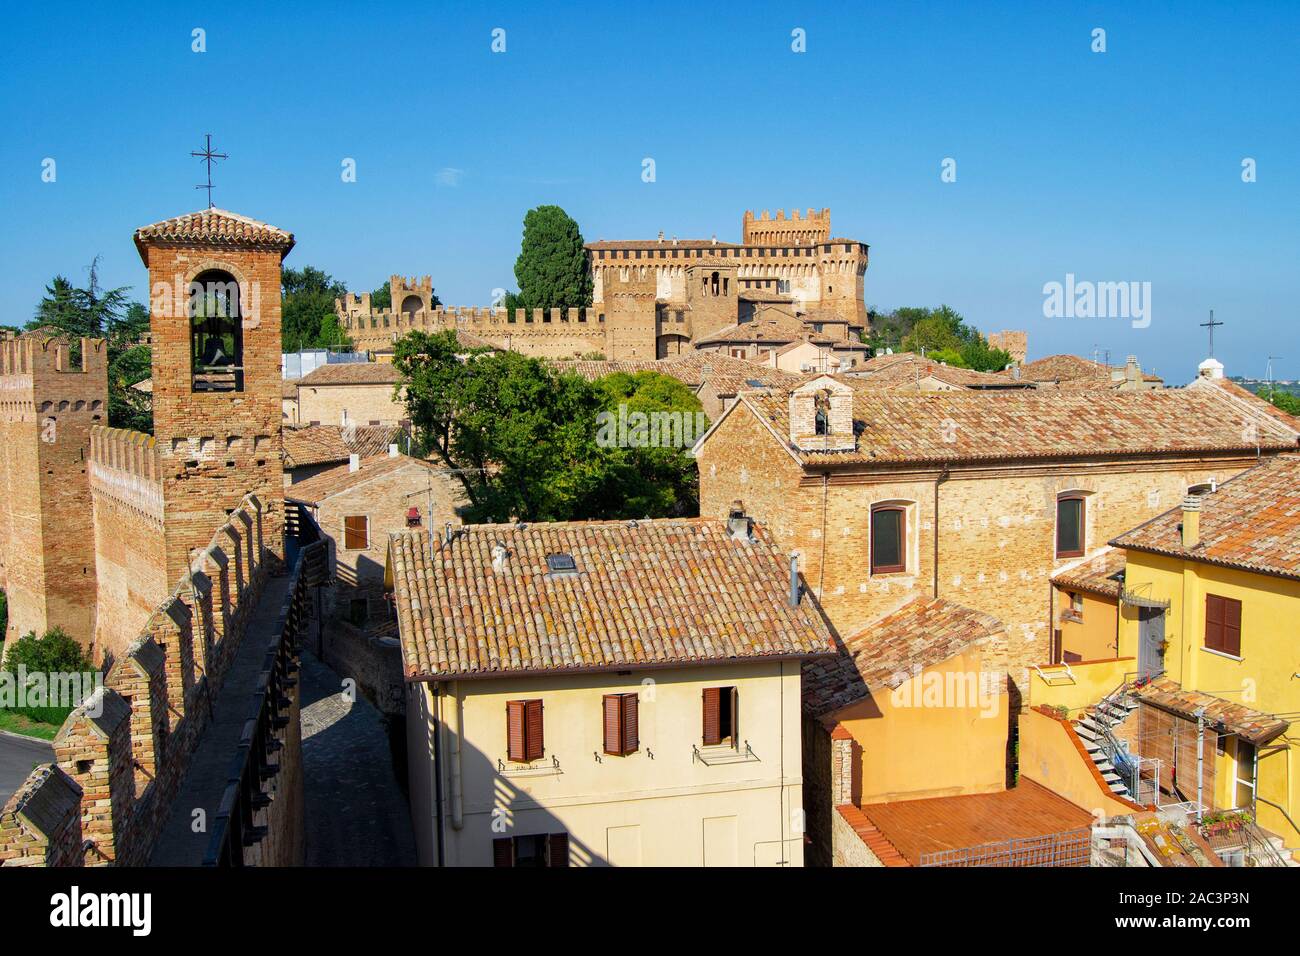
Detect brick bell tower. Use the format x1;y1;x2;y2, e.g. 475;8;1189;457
133;208;294;582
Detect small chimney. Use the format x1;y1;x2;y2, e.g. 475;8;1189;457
1181;495;1201;549
389;443;399;458
789;553;801;607
443;522;452;546
348;453;360;473
727;501;753;542
1125;355;1139;383
1011;364;1022;381
658;230;664;242
491;542;509;573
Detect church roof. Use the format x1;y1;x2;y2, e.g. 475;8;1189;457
133;208;295;263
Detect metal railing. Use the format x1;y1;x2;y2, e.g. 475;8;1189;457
920;827;1091;867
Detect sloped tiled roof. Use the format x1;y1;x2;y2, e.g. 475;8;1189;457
696;313;815;346
1111;454;1300;580
282;380;300;399
286;454;462;508
1019;353;1113;382
133;208;295;263
389;518;836;680
803;597;1006;718
1052;547;1126;599
553;354;802;397
1133;677;1289;745
298;362;402;386
730;382;1299;468
281;424;403;469
849;352;1024;390
1189;375;1300;439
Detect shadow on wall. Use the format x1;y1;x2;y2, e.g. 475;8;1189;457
415;701;607;867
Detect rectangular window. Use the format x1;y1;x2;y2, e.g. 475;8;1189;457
870;505;906;573
506;699;544;762
1204;594;1242;657
492;833;569;867
603;693;639;756
702;686;738;747
343;515;369;550
1056;496;1085;558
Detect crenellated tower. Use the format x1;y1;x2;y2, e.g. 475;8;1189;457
0;331;108;646
132;208;294;584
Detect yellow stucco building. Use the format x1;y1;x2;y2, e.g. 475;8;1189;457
386;511;834;866
1109;455;1300;857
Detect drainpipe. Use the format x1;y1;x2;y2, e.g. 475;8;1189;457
431;685;445;866
1195;707;1206;820
449;680;464;830
932;465;949;599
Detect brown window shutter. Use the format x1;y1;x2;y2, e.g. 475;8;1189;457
344;515;369;550
603;695;622;755
702;687;722;745
525;699;545;761
622;694;639;754
507;701;527;762
1205;595;1224;652
493;837;514;868
730;687;740;744
1223;597;1242;656
548;832;569;867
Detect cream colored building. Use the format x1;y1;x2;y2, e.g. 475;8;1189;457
388;514;834;867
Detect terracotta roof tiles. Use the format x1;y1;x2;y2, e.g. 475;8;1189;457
389;518;836;680
1112;454;1300;579
133;207;294;263
298;362;403;386
1052;548;1126;599
803;597;1006;717
1133;677;1289;745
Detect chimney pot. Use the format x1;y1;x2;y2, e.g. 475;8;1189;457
1181;495;1202;549
491;542;509;573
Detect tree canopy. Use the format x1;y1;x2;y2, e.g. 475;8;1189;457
282;266;352;351
512;205;593;310
395;334;703;522
866;304;1012;371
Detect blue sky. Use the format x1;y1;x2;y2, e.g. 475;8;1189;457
2;1;1297;381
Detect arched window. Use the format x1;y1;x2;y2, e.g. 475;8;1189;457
710;271;720;296
870;504;907;574
1056;494;1086;558
189;269;242;392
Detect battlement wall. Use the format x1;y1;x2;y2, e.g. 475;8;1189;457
742;207;832;245
0;333;108;379
0;493;308;867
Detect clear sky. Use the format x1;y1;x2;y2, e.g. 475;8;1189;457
2;1;1297;381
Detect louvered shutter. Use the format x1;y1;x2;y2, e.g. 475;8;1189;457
1205;595;1224;652
702;687;722;745
1223;597;1242;657
622;693;639;754
493;837;513;867
603;695;622;755
525;699;545;761
548;832;569;867
507;701;527;762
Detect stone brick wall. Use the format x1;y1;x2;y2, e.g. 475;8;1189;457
296;382;406;428
697;399;1264;698
143;240;285;586
0;333;108;649
0;494;286;867
89;427;169;664
342;306;611;358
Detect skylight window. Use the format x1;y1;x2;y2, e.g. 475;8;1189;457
546;553;577;574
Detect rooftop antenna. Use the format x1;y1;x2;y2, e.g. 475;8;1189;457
191;133;227;208
1199;309;1223;358
1267;355;1283;401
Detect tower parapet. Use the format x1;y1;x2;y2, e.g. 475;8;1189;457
0;329;107;649
742;207;832;246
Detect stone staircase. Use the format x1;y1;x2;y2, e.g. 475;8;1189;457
1072;691;1141;800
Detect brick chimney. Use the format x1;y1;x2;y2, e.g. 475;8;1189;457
1181;495;1201;548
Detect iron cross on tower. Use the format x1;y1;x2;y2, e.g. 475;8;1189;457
1200;309;1223;358
191;133;228;208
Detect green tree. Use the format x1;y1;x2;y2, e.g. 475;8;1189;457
393;330;487;463
593;371;706;517
0;627;96;726
370;282;392;310
282;266;351;351
512;206;593;310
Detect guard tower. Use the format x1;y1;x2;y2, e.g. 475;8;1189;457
133;208;295;582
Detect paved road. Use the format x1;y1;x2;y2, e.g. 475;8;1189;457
301;651;416;866
0;732;54;807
